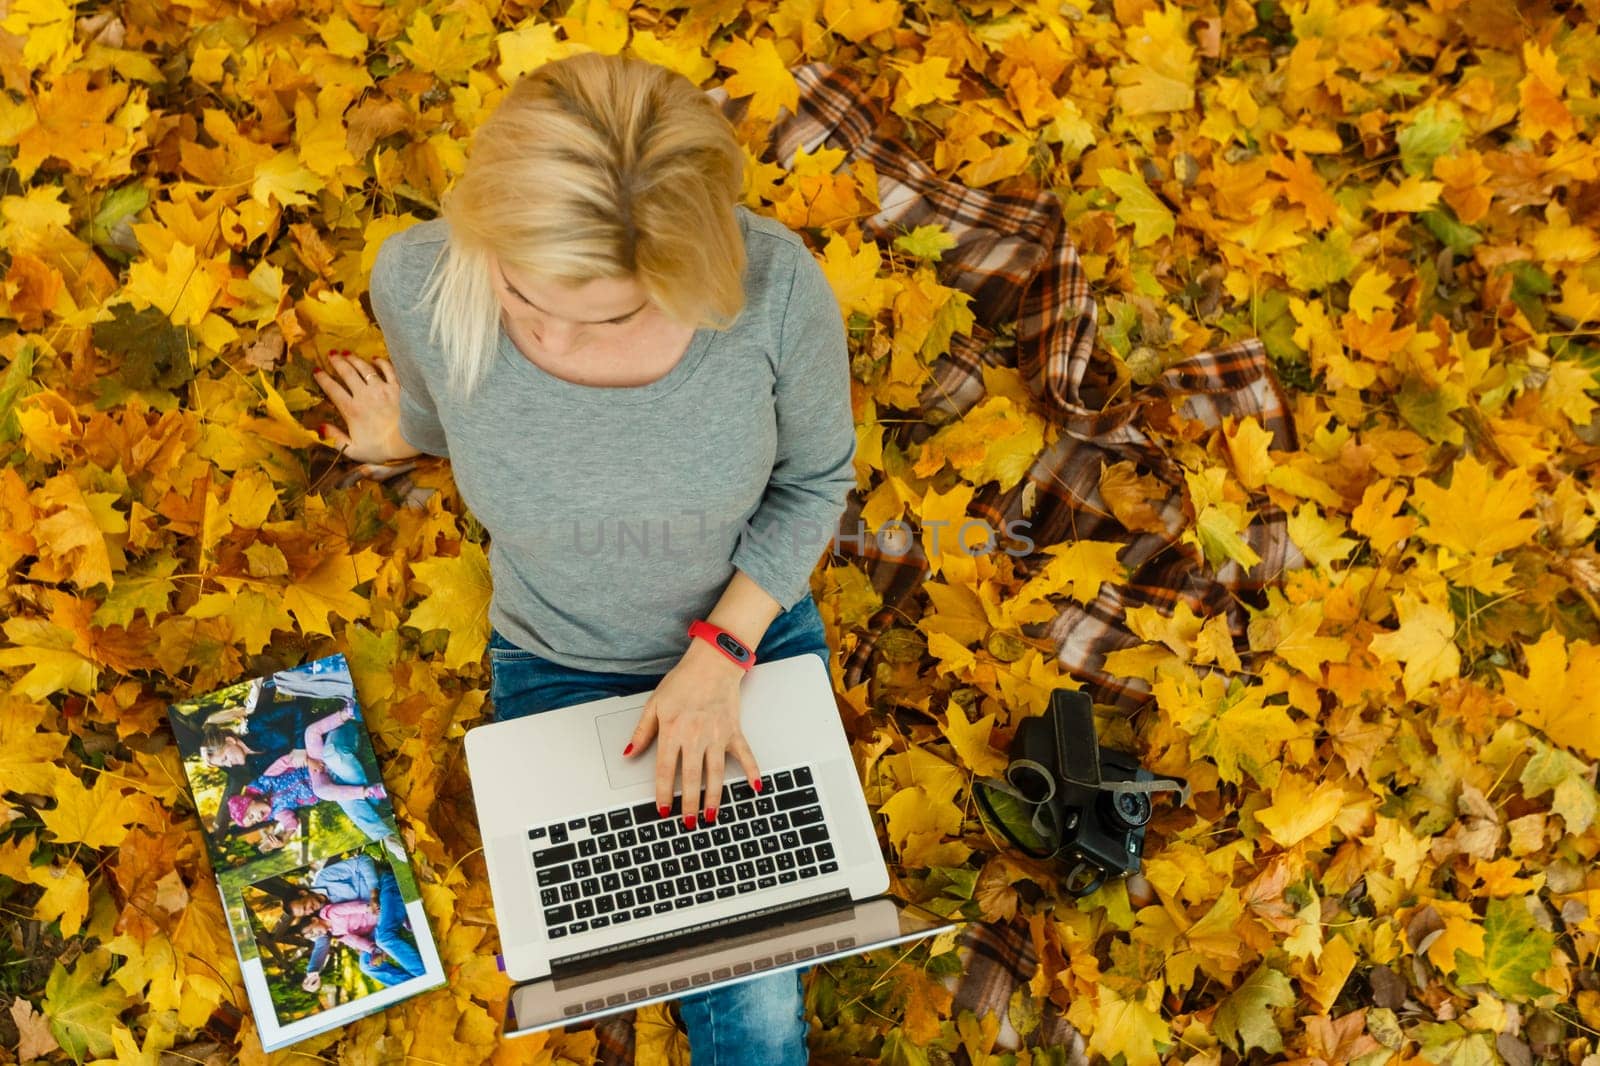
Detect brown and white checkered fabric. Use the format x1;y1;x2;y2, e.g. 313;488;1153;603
579;61;1300;1063
718;62;1302;712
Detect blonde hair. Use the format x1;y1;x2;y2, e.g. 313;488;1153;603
424;51;747;401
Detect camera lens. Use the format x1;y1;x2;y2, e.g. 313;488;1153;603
1100;788;1151;830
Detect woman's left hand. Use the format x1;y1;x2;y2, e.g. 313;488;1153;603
624;641;761;827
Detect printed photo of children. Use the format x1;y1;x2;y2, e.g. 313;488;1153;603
170;658;395;871
167;653;444;1051
242;845;428;1024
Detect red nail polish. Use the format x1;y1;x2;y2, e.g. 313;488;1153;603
658;804;670;818
623;742;634;756
685;814;696;829
705;808;717;823
753;779;764;793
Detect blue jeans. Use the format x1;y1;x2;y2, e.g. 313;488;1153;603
489;593;829;1065
359;870;426;985
321;720;394;843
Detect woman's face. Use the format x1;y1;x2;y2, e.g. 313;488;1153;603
490;257;654;359
209;735;248;767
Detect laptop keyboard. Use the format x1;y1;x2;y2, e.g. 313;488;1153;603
527;765;840;941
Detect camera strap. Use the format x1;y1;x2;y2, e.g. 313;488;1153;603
1049;689;1192;807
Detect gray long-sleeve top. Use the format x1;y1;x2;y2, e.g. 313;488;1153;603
368;205;857;674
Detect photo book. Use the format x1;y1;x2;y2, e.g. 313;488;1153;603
168;653;446;1051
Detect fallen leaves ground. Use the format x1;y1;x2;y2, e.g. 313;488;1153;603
2;0;1599;1064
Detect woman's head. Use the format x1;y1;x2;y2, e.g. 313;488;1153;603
200;724;252;767
424;51;747;398
287;888;326;918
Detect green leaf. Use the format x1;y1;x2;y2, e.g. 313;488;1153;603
91;303;193;392
1415;1021;1497;1066
89;183;150;261
1282;229;1357;292
882;1029;933;1066
1397;101;1466;176
43;950;133;1064
1395;375;1466;445
91;553;180;628
929;864;978;900
1421;208;1482;255
893;223;958;261
1213;961;1294;1053
973;782;1049;854
1099;167;1175;247
1453;897;1557;1001
0;342;36;453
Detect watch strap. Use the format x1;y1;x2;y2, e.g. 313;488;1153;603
687;619;756;670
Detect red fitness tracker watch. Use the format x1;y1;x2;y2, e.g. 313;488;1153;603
687;619;756;671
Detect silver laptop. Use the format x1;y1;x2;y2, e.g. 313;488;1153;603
464;652;961;1034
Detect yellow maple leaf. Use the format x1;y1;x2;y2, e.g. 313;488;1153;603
0;617;97;700
715;36;799;122
1184;467;1262;571
0;700;70;793
1194;615;1243;673
1411;453;1541;559
281;549;379;637
39;773;139;849
920;578;991;647
816;233;890;318
1348;268;1396;322
1368;586;1460;700
317;14;366;59
397;8;495;81
1156;670;1300;786
1112;5;1196;116
187;584;295;655
1368;173;1444;213
892;55;960;115
1350;478;1417;554
408;542;492;670
1018;540;1126;606
1255;775;1348;848
939;700;1009;777
627;28;715;85
820;0;900;43
123;239;220;327
557;0;630;54
880;784;963;852
1124;600;1205;656
29;861;89;938
1250;597;1347;678
1499;631;1600;761
1223;416;1276;491
916;397;1044;492
1067;984;1170;1066
927;630;978;677
494;22;576;82
1286;502;1357;573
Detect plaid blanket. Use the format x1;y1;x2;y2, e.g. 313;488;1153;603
733;63;1302;713
559;62;1300;1062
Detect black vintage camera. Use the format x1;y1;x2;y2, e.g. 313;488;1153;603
974;687;1189;898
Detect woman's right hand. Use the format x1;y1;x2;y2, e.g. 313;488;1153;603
313;351;421;465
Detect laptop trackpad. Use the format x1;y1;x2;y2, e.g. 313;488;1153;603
595;705;654;790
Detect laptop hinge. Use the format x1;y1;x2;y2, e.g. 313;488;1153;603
547;888;853;980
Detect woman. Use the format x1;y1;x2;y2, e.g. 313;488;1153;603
314;52;854;1063
227;705;392;849
288;862;425;989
